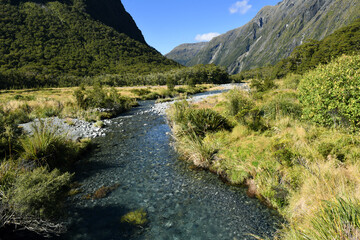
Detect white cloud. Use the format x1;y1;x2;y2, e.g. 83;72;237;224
195;32;220;42
229;0;252;14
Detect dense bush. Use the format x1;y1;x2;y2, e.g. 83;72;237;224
0;108;28;159
299;55;360;129
89;64;229;87
74;84;136;114
7;167;72;219
225;89;254;117
250;78;275;93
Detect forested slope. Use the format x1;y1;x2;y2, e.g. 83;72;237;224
0;0;179;88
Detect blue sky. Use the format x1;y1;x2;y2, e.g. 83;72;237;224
122;0;280;55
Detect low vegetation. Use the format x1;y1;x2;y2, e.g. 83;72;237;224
120;209;148;227
0;122;90;236
168;54;360;239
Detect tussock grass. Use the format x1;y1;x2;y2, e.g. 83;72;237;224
175;133;220;168
20;121;88;170
167;58;360;239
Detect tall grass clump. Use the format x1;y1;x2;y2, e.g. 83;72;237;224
169;101;231;138
184;108;231;137
176;133;219;168
20;121;81;170
261;91;302;120
168;100;230;167
282;198;360;240
299;55;360;130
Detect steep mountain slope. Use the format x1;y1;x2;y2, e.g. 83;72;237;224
85;0;146;44
273;18;360;77
165;42;207;65
184;0;360;74
0;0;178;88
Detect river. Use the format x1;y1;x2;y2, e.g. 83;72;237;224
64;87;280;240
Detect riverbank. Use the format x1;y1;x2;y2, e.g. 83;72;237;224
13;84;221;141
63;86;280;240
167;58;360;239
0;83;234;238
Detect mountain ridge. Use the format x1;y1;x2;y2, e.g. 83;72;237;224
165;42;207;66
167;0;360;74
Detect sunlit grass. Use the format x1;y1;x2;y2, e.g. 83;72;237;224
167;73;360;239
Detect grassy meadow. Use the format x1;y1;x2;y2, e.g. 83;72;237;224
167;55;360;239
0;82;214;236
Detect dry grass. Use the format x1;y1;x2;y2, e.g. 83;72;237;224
0;84;216;116
167;79;360;239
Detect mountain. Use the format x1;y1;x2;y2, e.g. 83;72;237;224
272;18;360;78
170;0;360;74
84;0;146;44
165;42;207;66
0;0;179;88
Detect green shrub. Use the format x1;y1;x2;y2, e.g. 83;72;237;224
0;108;24;159
225;89;254;117
130;88;151;96
0;160;18;192
166;77;176;91
272;140;296;167
8;167;72;219
283;74;302;90
169;100;190;125
74;85;136;114
261;92;302;120
250;78;275;93
244;107;268;132
299;55;360;130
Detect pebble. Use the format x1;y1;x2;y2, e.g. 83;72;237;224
19;117;108;141
148;83;246;116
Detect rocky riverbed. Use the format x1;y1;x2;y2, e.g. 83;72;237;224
19;117;111;141
63;82;279;240
19;84;247;140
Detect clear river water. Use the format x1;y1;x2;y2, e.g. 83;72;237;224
63;89;281;240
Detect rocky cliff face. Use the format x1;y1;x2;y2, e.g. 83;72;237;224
165;42;207;65
85;0;146;44
177;0;360;74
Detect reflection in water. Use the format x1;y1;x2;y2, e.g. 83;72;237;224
65;94;280;240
